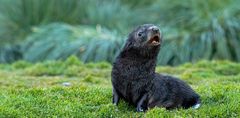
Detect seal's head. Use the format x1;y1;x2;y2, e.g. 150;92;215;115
123;24;162;58
128;24;162;47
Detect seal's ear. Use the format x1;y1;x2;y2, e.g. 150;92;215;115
123;39;133;51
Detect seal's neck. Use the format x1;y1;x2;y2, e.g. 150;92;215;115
119;45;160;62
117;48;159;74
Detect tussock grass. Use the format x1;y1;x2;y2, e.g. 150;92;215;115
22;23;123;63
1;0;240;65
0;56;239;117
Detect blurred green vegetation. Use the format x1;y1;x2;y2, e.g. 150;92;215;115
0;57;239;117
0;0;240;65
22;23;123;62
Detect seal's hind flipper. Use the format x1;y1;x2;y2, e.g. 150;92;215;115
192;103;201;109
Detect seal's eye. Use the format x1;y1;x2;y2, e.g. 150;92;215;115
137;32;143;37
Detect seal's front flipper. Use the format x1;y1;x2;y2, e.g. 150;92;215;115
112;87;119;105
136;94;148;112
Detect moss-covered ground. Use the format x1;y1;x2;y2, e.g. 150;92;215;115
0;56;239;117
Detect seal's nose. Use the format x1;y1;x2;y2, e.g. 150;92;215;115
149;26;159;33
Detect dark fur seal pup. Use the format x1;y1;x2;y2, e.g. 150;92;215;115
111;24;201;112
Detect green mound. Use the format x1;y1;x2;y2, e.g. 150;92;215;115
0;57;239;117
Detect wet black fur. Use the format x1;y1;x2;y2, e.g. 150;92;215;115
111;24;200;111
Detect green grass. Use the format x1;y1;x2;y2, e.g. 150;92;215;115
0;56;240;117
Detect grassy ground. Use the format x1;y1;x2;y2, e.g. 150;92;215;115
0;56;240;117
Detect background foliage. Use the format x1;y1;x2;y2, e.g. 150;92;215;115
22;23;123;62
0;0;240;65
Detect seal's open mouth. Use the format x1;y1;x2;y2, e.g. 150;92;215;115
148;34;160;45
